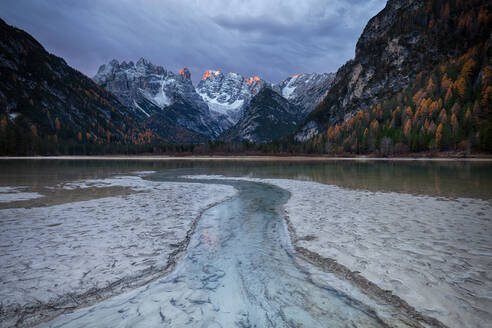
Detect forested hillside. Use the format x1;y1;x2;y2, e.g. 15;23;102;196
296;0;491;155
0;18;157;155
302;43;491;155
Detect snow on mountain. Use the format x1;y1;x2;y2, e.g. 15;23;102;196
221;87;304;143
93;58;222;139
94;58;195;118
196;70;267;129
93;58;334;142
273;72;335;117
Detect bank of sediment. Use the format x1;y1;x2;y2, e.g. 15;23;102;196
0;175;236;327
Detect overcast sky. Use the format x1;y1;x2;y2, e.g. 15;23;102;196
1;0;386;84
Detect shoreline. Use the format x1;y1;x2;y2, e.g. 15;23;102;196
1;155;492;161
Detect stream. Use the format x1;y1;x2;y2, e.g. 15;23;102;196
39;177;398;327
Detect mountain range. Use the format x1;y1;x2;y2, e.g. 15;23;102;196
92;58;334;143
0;0;490;155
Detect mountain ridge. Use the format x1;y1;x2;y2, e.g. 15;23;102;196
93;58;335;143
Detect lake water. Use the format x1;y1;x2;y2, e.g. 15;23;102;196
1;158;491;328
1;158;491;202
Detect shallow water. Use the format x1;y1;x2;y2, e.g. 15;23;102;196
1;158;492;200
39;178;390;328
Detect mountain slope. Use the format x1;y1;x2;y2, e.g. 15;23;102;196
221;88;303;143
0;19;153;154
273;72;335;116
93;59;222;140
296;0;491;141
196;70;266;129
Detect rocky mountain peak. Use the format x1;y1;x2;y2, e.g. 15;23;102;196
221;87;304;143
203;70;221;80
273;72;335;116
179;67;191;79
196;70;267;128
246;76;261;85
92;58;223;139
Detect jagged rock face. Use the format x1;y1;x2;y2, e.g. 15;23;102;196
273;72;335;117
196;70;266;129
178;67;191;80
296;0;474;140
93;59;222;139
0;18;149;144
221;88;303;143
296;0;425;141
298;0;489;142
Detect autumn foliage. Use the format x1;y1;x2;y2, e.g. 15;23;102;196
302;41;491;155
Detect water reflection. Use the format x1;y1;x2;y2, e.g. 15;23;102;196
1;159;491;199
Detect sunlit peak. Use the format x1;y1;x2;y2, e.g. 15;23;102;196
203;70;220;79
246;76;261;85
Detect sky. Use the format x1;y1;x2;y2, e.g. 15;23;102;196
1;0;386;84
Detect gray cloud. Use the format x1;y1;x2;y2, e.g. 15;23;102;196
0;0;386;84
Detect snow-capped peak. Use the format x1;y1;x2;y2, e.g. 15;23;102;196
196;70;267;127
273;72;335;115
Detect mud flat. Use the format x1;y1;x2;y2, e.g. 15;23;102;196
0;174;236;327
36;179;427;328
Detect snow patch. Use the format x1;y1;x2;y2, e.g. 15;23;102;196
152;80;172;107
8;112;19;120
133;100;150;117
198;92;244;119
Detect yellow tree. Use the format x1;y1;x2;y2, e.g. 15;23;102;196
455;77;467;100
436;123;444;150
370;120;379;137
426;78;436;94
481;86;492;110
460;59;476;80
327;126;334;141
404;119;412;138
441;74;451;91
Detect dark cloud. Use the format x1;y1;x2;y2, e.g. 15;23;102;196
0;0;386;84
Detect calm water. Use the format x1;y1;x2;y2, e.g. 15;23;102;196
1;159;491;327
1;159;491;200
